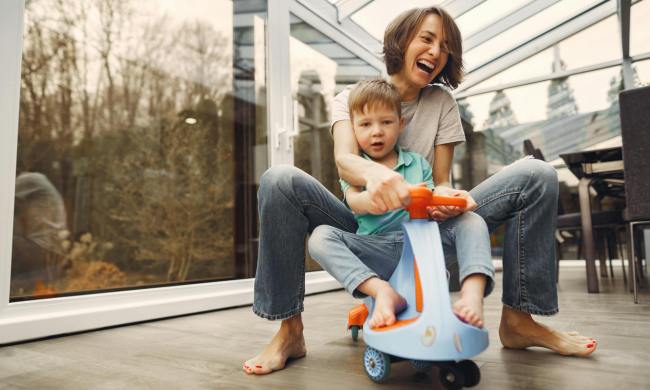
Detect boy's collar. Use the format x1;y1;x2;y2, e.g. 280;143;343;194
360;146;413;170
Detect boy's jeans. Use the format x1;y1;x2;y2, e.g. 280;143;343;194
307;212;495;299
252;158;558;321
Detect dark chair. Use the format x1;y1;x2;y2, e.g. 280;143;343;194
619;86;650;303
522;139;625;283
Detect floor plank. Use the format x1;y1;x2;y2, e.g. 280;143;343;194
1;266;649;390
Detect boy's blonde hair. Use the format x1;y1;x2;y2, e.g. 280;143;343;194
348;79;401;121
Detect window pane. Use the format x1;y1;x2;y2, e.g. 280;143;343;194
464;14;620;96
458;66;622;174
631;0;650;56
634;59;650;86
464;0;594;70
456;0;529;38
12;0;267;300
350;0;437;40
289;14;381;271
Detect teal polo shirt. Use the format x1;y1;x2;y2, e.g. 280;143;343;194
341;147;434;235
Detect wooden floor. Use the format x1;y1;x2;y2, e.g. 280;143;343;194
1;266;649;390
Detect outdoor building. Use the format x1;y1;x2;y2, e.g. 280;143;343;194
0;0;649;388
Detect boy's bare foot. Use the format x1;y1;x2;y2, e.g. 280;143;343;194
366;280;407;328
243;315;307;375
499;306;597;357
453;273;486;328
453;294;484;328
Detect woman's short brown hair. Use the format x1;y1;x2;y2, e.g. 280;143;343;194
382;7;464;89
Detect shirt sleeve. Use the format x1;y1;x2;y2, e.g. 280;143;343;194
434;89;466;146
330;85;354;135
340;178;351;195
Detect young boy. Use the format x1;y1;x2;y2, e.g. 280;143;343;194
308;79;495;328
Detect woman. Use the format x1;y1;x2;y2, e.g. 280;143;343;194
243;6;596;375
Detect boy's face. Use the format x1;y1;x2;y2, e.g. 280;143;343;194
352;104;404;161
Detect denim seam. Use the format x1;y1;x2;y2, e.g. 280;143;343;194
303;201;354;231
298;247;306;308
473;190;520;213
252;304;304;321
272;174;307;217
459;264;496;280
502;302;558;316
516;168;536;308
517;206;530;306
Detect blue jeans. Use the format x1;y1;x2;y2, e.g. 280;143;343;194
307;212;495;299
252;158;558;320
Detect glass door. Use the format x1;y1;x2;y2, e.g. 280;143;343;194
288;13;381;271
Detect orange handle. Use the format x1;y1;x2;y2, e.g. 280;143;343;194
431;195;468;207
406;187;467;219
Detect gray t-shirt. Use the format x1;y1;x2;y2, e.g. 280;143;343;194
331;83;465;165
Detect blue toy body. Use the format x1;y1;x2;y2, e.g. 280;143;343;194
361;219;489;361
347;188;487;387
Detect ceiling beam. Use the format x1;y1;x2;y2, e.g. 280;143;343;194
440;0;488;18
618;0;631;58
464;0;560;51
335;0;373;22
456;57;621;99
291;0;384;72
617;0;634;90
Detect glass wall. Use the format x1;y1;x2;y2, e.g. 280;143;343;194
462;0;594;70
458;66;621;174
289;14;381;271
635;59;650;85
631;0;650;56
466;14;622;92
11;0;268;300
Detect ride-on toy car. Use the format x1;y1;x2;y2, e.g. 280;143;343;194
347;187;489;389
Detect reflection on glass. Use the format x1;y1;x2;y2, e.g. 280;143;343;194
12;0;268;300
289;15;381;271
458;66;623;175
635;59;650;86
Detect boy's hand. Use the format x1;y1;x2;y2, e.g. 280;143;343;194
360;191;390;215
364;165;411;212
427;187;477;221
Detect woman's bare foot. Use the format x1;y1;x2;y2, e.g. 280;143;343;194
499;306;597;357
357;278;407;328
453;295;484;328
243;315;307;375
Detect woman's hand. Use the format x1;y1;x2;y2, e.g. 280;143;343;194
364;164;411;213
426;186;477;221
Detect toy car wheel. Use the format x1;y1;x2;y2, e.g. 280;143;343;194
438;363;465;390
458;360;480;387
410;359;433;373
350;325;360;341
363;346;391;383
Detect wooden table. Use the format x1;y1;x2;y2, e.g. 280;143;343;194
559;147;624;293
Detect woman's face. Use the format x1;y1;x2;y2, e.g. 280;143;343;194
397;14;449;90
